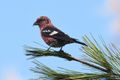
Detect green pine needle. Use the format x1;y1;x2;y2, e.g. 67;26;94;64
25;35;120;80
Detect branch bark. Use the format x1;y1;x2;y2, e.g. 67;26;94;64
26;48;109;73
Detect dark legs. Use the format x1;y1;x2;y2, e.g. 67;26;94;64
47;46;51;51
59;47;64;52
47;43;53;51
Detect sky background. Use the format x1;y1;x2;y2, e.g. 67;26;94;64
0;0;120;80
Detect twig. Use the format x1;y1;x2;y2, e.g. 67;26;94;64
26;48;110;73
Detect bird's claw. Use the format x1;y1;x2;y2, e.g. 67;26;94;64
59;50;64;53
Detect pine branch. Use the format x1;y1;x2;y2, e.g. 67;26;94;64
25;35;120;80
26;47;109;73
26;48;73;61
31;60;112;80
82;35;120;76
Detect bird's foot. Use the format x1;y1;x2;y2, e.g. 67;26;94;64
59;49;64;53
46;47;51;51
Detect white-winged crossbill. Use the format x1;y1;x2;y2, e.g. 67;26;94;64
33;16;87;51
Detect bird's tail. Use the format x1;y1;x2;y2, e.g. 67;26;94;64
72;38;87;46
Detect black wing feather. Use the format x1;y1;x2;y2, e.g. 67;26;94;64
41;26;71;41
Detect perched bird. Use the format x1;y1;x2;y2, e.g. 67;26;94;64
33;16;87;51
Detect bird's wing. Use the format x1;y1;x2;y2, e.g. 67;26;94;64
41;26;71;41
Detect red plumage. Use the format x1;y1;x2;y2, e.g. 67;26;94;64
33;16;87;51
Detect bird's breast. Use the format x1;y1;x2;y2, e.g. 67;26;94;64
41;36;66;47
42;36;54;44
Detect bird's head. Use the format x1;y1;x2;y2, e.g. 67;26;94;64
33;16;51;27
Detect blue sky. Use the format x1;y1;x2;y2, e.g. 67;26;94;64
0;0;119;80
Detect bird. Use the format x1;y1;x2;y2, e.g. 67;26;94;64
33;16;87;51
